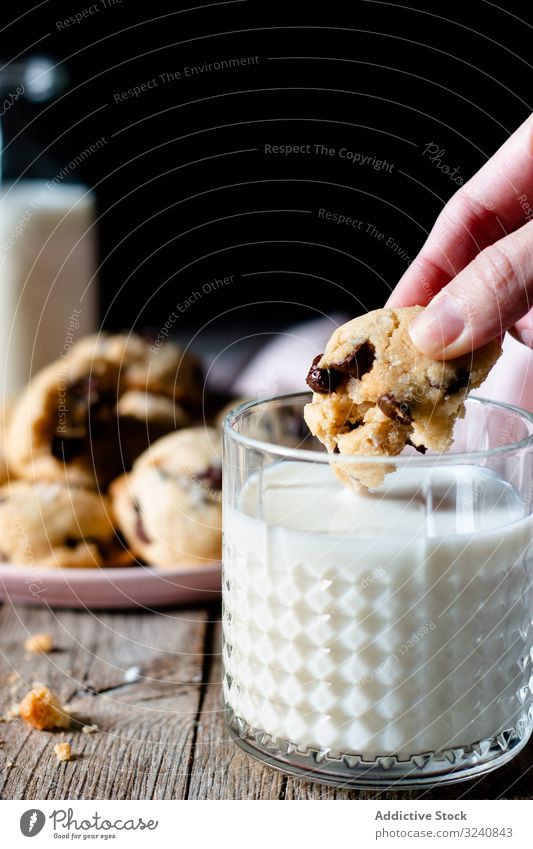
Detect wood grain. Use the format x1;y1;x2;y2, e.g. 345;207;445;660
0;601;531;800
0;602;207;800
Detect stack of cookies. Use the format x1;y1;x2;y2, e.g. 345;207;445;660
0;333;223;569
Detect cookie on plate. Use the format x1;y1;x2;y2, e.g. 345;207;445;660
304;307;501;486
0;481;128;567
74;332;203;414
7;350;122;488
0;402;13;486
110;427;222;568
6;334;203;488
116;389;191;469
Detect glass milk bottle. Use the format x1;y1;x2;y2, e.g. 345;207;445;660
0;57;97;398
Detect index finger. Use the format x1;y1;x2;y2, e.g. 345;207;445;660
387;112;533;308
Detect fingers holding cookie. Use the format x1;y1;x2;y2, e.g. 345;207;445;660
304;307;502;488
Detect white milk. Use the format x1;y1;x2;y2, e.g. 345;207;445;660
223;462;533;757
0;182;97;398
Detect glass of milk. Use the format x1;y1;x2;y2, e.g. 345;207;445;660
222;393;533;788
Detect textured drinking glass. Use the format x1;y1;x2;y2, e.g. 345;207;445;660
222;393;533;788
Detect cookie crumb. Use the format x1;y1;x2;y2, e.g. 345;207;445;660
53;741;72;762
81;723;99;734
19;686;70;730
25;633;54;654
6;761;14;768
124;665;141;683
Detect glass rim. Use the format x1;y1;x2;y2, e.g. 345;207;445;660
222;391;533;465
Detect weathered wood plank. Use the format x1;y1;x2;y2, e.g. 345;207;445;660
0;602;207;800
186;619;285;800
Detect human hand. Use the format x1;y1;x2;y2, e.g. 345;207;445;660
386;113;533;359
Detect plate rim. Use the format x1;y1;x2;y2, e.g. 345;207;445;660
0;560;222;607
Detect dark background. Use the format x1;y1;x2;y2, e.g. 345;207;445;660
1;1;531;358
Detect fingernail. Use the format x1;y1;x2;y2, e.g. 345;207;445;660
409;296;466;357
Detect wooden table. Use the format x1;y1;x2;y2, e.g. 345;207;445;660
0;601;531;800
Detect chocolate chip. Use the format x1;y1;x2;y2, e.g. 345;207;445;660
52;374;117;465
70;376;100;404
197;465;222;490
306;342;376;394
333;341;376;379
445;369;470;395
406;438;427;454
133;502;151;544
306;355;344;394
377;393;413;424
430;368;470;395
346;421;361;431
92;538;115;564
64;535;102;550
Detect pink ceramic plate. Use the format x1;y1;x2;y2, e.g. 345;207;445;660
0;562;221;609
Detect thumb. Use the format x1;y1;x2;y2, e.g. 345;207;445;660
408;219;533;359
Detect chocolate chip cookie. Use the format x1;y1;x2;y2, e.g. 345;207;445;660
304;307;501;486
75;332;204;414
0;481;128;567
0;403;12;487
6;333;202;488
7;349;122;488
110;427;222;568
